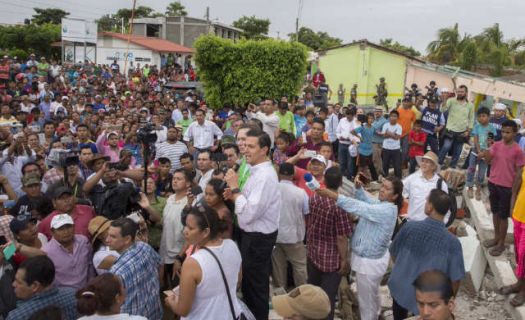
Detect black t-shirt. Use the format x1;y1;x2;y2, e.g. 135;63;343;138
10;195;53;218
318;84;329;96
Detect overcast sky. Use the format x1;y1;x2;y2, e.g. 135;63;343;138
2;0;524;53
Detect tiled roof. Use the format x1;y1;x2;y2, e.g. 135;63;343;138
100;32;193;53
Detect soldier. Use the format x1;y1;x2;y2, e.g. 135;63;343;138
374;77;388;109
337;84;346;105
350;84;358;104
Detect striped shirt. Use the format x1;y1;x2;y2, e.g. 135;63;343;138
155;141;188;173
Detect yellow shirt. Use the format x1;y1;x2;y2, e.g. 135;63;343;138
512;169;525;223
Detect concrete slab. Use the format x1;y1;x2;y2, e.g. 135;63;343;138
459;224;487;292
464;190;525;320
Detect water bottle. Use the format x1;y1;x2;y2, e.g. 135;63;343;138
304;173;320;191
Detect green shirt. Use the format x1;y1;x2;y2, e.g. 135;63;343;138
177;118;193;135
276;111;296;135
238;157;250;190
442;98;475;132
37;62;49;76
148;196;167;249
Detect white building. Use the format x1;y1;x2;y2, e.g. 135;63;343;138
96;32;193;74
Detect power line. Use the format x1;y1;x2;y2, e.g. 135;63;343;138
19;0;106;18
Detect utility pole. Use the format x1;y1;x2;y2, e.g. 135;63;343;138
205;6;210;33
121;17;124;34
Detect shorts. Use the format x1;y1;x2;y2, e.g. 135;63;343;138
488;182;512;219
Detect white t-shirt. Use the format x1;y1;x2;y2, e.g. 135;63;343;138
381;122;402;150
93;245;120;275
159;195;188;264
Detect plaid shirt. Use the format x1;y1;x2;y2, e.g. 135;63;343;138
0;215;14;242
6;287;77;320
307;194;352;272
110;241;163;319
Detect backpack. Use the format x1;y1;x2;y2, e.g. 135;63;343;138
92;182;140;220
437;176;457;227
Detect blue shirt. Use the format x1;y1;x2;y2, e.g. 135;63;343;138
39;101;52;120
294;114;307;137
371;116;388;144
490;115;507;141
7;287;77;320
472;122;496;151
111;241;162;319
337;189;397;259
421;107;445;135
388;218;465;315
354;125;374;156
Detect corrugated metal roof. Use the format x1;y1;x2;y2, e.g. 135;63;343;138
100;32;193;53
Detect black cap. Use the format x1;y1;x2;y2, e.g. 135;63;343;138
10;215;37;235
279;163;295;176
53;186;73;199
428;95;439;103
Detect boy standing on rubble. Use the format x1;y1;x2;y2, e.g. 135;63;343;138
483;120;525;257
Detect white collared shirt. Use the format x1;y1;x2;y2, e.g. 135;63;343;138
234;161;281;233
183;120;223;149
325;114;339;142
336;117;360;145
276;180;309;244
403;171;448;221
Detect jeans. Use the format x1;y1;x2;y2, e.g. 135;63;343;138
392;298;409;320
466;152;488;187
409;157;418;174
438;134;464;168
382;149;401;178
338;143;356;179
307;260;342;320
425;134;439;154
400;135;409;163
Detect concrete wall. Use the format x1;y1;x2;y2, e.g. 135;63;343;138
133;24;147;37
318;44;408;107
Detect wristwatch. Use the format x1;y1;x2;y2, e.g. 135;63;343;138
231;188;241;194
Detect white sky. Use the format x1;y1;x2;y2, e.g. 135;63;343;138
1;0;524;53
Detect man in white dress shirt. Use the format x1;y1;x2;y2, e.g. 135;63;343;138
225;129;281;320
183;108;223;159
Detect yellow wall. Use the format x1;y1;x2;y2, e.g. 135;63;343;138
318;44;409;108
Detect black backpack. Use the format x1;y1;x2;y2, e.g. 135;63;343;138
91;182;140;220
437;176;457;227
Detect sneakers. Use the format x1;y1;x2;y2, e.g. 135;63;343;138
467;188;474;199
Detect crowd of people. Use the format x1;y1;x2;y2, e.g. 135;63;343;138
0;53;522;320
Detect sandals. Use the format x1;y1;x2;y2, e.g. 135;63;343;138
489;245;506;257
511;294;525;307
483;239;498;248
499;284;520;295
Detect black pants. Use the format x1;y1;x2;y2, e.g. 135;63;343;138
409;157;418;174
358;154;379;181
382;149;402;178
307;259;342;320
392;298;409;320
240;230;277;320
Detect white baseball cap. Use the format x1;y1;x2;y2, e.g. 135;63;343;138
493;102;507;111
51;214;74;229
440;87;450;93
309;154;327;166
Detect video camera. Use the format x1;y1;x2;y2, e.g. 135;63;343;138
137;123;157;145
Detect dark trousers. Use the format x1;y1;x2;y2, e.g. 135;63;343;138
332;140;339;159
409;157;418;174
382;149;402;178
240;230;277;320
425;134;439;154
307;259;342;320
358;154;379;181
392;298;409;320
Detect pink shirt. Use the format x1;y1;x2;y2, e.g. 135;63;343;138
38;204;96;240
489;141;525;188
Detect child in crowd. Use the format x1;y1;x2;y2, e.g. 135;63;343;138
301;110;315;135
353;113;378;181
156;157;174;197
273;132;293;166
466;107;496;200
293;105;307;137
408;120;427;174
484;120;525;256
319;141;336;169
380;110;402;179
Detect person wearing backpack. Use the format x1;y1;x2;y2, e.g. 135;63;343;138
402;152;450;222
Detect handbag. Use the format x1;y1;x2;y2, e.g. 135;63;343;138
202;247;247;320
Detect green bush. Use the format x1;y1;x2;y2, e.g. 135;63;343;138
194;35;308;108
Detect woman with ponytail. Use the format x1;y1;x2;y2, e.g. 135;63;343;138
76;273;146;319
317;175;403;320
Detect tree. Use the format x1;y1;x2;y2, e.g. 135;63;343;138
32;8;69;25
379;38;421;57
165;2;187;16
0;23;60;57
427;23;464;64
232;16;270;40
460;41;478;71
115;6;157;24
289;27;342;51
195;35;308;108
97;14;120;32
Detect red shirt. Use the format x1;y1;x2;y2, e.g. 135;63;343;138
38;204;96;240
306;194;352;272
408;130;427;158
294;166;325;197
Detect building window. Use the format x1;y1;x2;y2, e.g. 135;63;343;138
146;24;160;37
